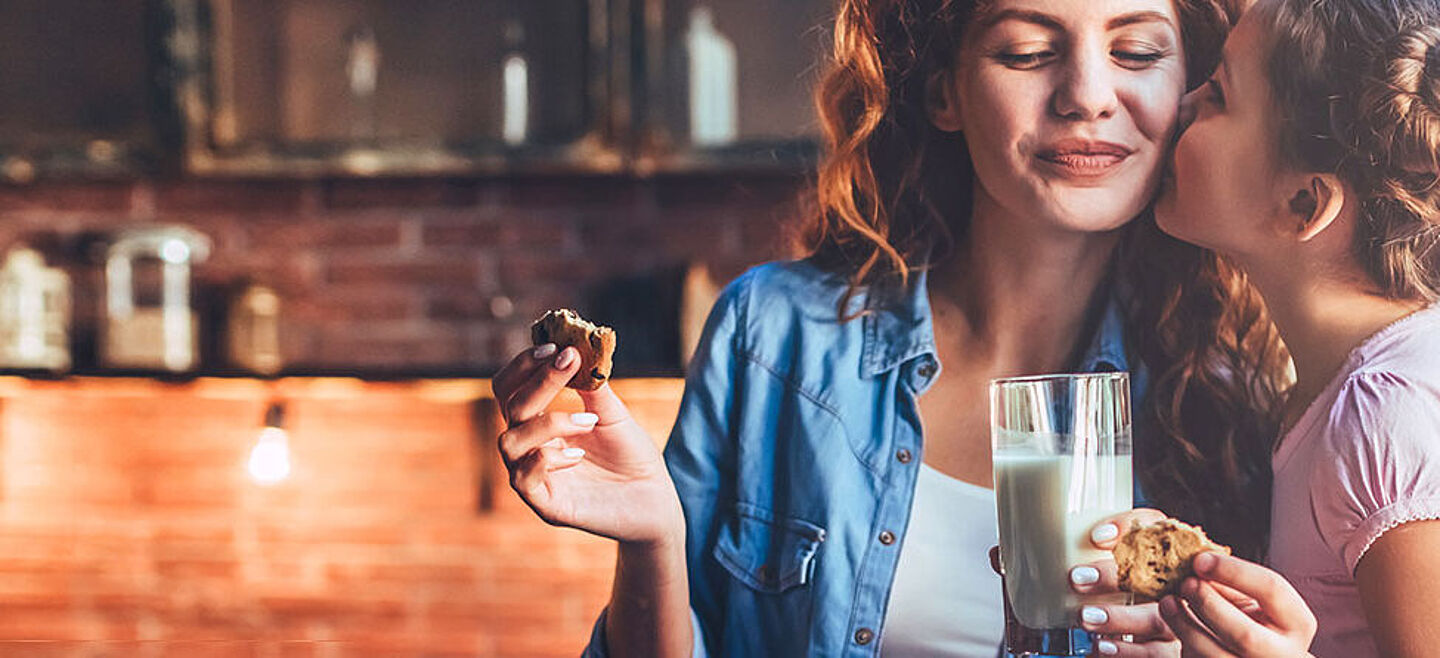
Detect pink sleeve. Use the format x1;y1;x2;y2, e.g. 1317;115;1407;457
1312;372;1440;575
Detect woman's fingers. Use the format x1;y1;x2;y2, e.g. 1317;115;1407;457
1091;508;1168;549
1191;553;1316;634
509;442;587;522
1081;602;1174;640
497;410;599;466
1159;595;1234;657
1071;559;1120;594
1097;637;1181;657
492;343;557;402
502;346;583;424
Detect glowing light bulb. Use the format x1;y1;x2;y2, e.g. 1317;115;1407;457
249;403;291;485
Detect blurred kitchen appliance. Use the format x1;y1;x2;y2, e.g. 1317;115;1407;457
0;246;71;372
101;225;212;372
227;282;283;375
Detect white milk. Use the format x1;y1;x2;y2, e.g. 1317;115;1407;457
994;453;1132;629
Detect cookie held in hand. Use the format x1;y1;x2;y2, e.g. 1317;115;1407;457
530;309;617;391
1114;519;1231;599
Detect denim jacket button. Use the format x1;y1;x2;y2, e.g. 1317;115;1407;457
916;362;937;379
878;530;896;545
895;448;913;464
854;628;875;645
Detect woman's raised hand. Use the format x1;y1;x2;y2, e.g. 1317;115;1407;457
492;343;685;547
1069;508;1182;656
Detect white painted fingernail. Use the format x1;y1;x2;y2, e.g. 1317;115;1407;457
1092;523;1119;543
571;412;599;426
1082;606;1108;625
562;447;586;459
1097;640;1118;655
554;348;577;369
532;343;557;359
1071;566;1100;585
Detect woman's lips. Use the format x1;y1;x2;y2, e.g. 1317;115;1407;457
1035;140;1134;178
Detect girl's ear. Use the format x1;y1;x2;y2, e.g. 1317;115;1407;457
1292;174;1347;242
926;69;965;133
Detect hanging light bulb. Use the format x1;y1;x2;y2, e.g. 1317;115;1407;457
248;401;292;485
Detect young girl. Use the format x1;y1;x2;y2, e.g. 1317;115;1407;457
1076;0;1440;655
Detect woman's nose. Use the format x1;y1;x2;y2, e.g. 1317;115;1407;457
1052;51;1119;121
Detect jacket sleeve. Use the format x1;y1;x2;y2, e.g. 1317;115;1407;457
579;271;751;657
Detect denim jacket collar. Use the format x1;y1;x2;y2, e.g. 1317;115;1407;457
860;267;1131;379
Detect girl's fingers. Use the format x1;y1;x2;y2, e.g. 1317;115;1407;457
1180;579;1280;654
1191;553;1315;633
492;343;558;402
1071;559;1120;594
497;410;599;466
503;346;583;424
1158;595;1235;658
1090;508;1167;549
1081;602;1175;640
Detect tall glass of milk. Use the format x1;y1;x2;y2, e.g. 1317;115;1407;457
991;373;1132;656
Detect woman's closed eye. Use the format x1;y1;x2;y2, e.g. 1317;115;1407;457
1113;49;1168;69
995;49;1057;69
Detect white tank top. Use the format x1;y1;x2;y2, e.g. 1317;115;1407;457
881;463;1005;657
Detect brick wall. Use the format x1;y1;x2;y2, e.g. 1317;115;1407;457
0;376;687;657
0;175;805;376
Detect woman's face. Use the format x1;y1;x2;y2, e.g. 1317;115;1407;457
1154;6;1287;255
933;0;1189;235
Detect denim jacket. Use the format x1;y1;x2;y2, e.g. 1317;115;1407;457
584;259;1148;657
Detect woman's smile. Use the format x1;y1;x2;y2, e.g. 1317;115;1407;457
1034;139;1136;179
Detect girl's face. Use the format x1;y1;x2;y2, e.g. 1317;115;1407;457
931;0;1189;235
1154;6;1288;255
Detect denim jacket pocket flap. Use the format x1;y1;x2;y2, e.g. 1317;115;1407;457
713;502;826;594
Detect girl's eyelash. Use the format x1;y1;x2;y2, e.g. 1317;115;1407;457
1207;78;1226;105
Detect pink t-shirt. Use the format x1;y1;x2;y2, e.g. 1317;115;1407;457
1269;304;1440;658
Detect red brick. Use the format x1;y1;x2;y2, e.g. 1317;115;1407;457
323;178;479;209
325;259;477;288
245;218;403;251
0;181;135;213
155;180;304;214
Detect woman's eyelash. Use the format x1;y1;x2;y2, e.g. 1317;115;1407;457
1114;51;1164;63
996;51;1054;67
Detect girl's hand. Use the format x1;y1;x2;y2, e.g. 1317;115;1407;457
492;343;685;547
1158;552;1317;657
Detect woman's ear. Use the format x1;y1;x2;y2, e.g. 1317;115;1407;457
1291;174;1347;242
926;69;965;133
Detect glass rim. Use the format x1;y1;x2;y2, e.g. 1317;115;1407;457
989;371;1129;387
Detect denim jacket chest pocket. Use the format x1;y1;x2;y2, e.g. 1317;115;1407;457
713;501;826;593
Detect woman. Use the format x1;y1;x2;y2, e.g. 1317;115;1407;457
1074;0;1440;655
492;0;1285;655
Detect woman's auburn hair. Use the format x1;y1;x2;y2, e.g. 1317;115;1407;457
792;0;1288;558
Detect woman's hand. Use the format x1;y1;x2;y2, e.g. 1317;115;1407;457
1068;508;1180;656
1158;552;1316;657
493;343;685;547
